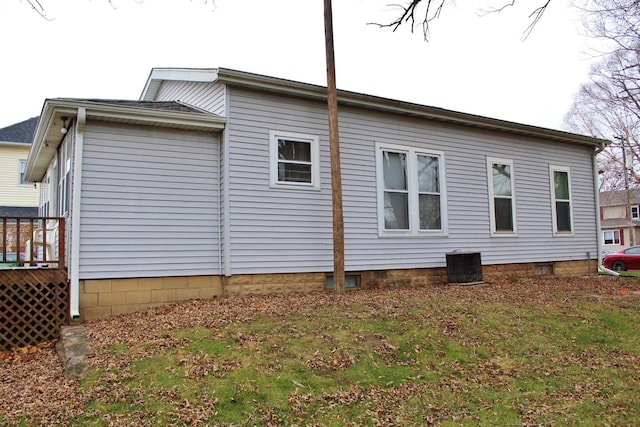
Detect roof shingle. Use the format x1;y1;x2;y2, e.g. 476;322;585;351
0;117;38;144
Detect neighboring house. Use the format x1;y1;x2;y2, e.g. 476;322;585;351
24;68;608;320
599;188;640;250
0;117;39;217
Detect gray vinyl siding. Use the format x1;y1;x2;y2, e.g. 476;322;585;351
79;122;220;279
226;87;332;274
225;86;597;274
155;81;226;115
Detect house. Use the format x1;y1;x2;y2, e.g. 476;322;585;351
23;68;608;320
599;188;640;250
0;117;39;217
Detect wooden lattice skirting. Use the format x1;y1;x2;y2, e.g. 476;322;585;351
0;269;69;351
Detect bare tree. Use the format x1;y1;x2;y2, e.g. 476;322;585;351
564;0;640;191
579;0;640;55
566;75;639;191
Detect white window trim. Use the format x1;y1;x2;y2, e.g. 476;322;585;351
375;142;448;237
18;159;29;185
487;157;517;237
269;130;320;190
550;165;574;236
631;205;639;219
603;230;621;245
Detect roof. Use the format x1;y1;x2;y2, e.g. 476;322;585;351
0;206;38;217
141;67;610;149
0;117;38;144
599;189;640;207
25;99;226;182
601;217;640;229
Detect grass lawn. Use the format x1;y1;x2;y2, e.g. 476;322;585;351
2;276;640;426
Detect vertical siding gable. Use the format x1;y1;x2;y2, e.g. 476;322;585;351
79;122;220;279
224;86;597;274
156;81;226;115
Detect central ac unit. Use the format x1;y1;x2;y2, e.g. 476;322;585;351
446;252;483;285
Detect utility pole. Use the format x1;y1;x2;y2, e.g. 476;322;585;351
323;0;345;293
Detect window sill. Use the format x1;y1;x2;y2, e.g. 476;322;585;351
491;231;518;237
378;230;448;238
553;231;574;237
269;182;321;192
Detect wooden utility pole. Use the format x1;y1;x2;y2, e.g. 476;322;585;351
323;0;345;293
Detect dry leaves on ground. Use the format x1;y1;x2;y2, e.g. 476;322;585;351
1;275;638;425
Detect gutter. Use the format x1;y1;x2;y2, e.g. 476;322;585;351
594;141;620;276
214;68;608;149
222;92;232;278
0;141;32;148
143;67;608;149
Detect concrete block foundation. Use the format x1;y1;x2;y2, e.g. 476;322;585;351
78;259;597;320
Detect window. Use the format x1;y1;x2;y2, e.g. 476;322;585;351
550;166;573;235
57;135;72;216
19;160;28;185
269;131;320;189
603;230;621;245
632;206;639;219
325;274;359;290
40;171;51;217
487;158;516;235
376;143;446;235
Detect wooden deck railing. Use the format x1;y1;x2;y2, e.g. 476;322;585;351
0;217;66;269
0;217;68;350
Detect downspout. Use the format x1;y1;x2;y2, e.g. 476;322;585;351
594;142;620;276
222;86;232;279
70;107;87;317
217;130;223;274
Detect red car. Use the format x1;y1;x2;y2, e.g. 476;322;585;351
603;245;640;271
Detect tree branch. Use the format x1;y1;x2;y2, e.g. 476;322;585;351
26;0;52;20
371;0;552;41
369;0;447;40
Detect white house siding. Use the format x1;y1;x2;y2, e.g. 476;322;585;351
0;144;39;207
79;122;220;279
155;81;226;116
225;86;597;274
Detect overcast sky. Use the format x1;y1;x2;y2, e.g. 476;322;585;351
0;0;597;131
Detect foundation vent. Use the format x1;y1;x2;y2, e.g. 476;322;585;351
446;252;483;285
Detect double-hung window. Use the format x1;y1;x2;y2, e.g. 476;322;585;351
269;131;320;190
19;160;28;185
550;166;573;235
487;158;516;235
631;206;639;220
376;143;446;235
603;230;621;245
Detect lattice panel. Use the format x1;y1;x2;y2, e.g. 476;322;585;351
0;269;69;351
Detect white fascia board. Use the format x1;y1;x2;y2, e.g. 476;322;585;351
25;99;227;181
214;68;609;149
140;68;219;101
24;101;76;182
216;68;326;100
78;102;227;130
